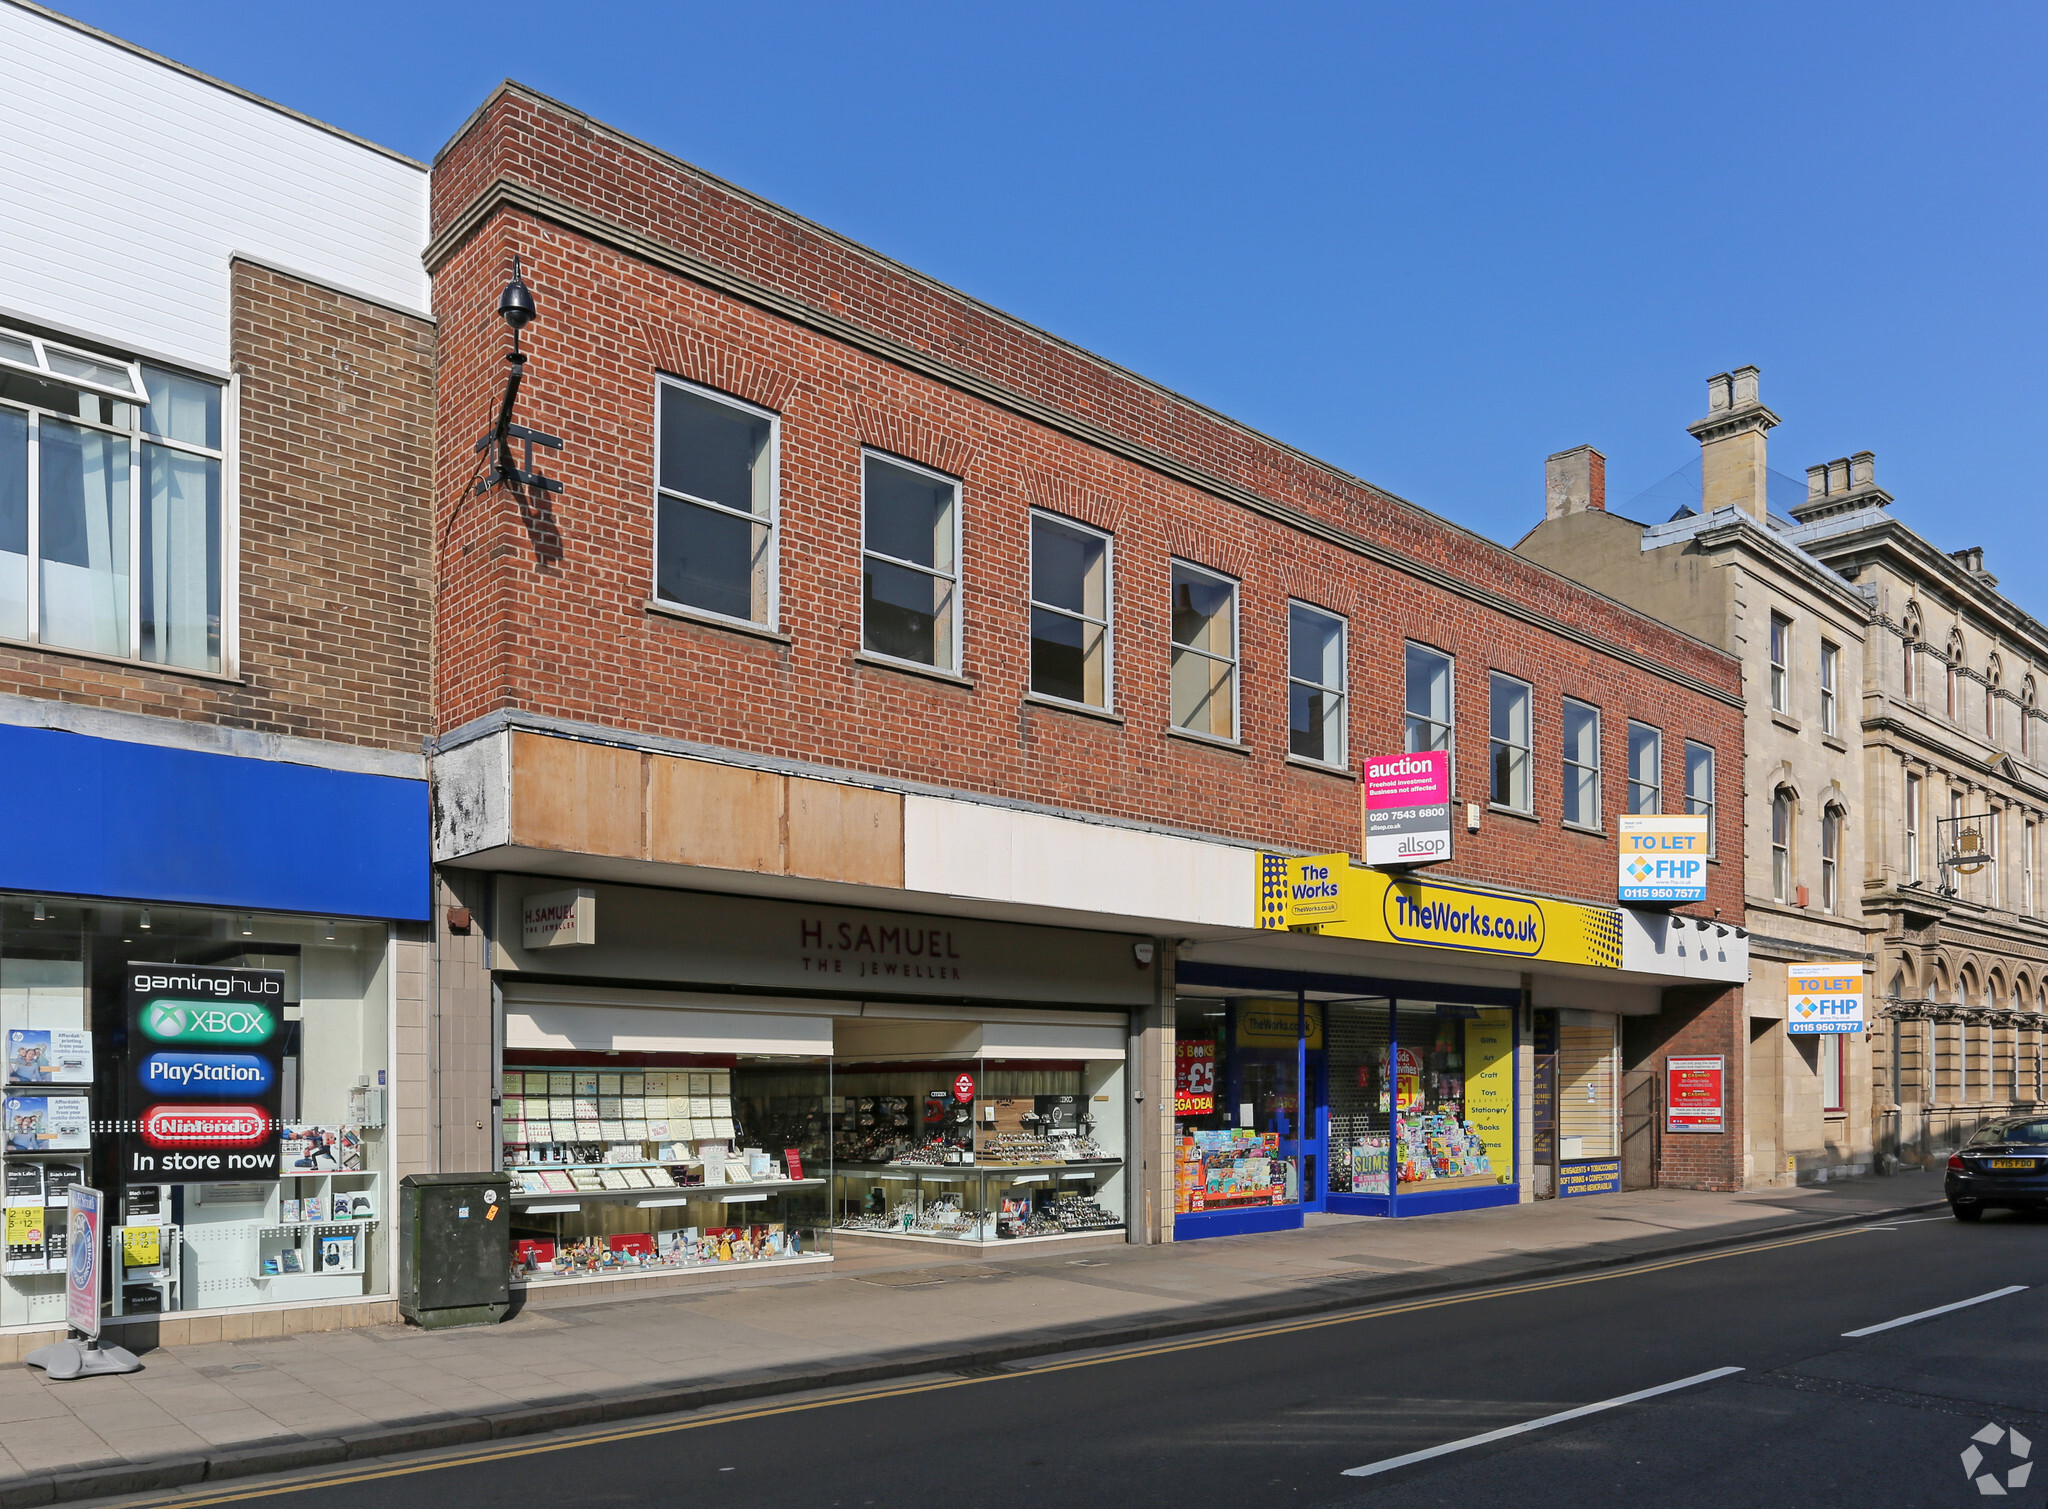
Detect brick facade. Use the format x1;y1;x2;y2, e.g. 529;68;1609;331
0;261;435;754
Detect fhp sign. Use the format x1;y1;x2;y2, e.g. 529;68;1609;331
1617;816;1709;904
1362;751;1452;868
1788;963;1864;1035
122;965;285;1181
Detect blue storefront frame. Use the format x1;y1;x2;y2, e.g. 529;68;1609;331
0;722;429;920
1174;962;1520;1234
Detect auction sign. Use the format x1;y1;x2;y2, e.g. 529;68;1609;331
1363;751;1452;868
122;964;285;1181
1665;1055;1726;1134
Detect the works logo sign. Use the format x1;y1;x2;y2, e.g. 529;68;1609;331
122;963;285;1181
1385;881;1546;957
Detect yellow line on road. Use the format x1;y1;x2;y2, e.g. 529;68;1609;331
112;1223;1867;1509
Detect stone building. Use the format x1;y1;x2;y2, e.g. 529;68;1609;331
1515;369;1874;1186
1787;461;2048;1162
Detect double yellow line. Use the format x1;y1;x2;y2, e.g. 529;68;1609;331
114;1224;1863;1508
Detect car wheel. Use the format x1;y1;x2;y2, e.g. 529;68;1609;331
1952;1202;1984;1222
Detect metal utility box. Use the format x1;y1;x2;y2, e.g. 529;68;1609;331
398;1172;510;1328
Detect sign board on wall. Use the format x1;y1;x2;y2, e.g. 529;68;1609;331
1665;1054;1725;1133
1558;1159;1621;1196
1617;815;1709;904
1362;751;1452;868
523;887;596;948
1256;853;1359;929
1787;964;1864;1036
121;964;285;1182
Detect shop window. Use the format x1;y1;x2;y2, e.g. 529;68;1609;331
1326;1000;1513;1199
1820;1032;1845;1113
862;451;961;671
1562;698;1600;828
0;336;225;671
1287;602;1346;765
1169;561;1237;739
1488;673;1531;812
653;378;778;627
0;897;389;1329
1769;613;1791;714
1685;740;1716;855
1028;512;1112;707
1173;999;1306;1213
1627;721;1661;814
503;1052;833;1277
1820;640;1839;735
1404;643;1452;754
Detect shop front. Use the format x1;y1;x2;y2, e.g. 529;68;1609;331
485;879;1147;1292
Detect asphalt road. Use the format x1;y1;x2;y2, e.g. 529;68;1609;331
114;1206;2048;1509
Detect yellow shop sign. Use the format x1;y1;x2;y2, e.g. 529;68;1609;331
1257;854;1623;971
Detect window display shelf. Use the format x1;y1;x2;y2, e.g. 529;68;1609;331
835;1159;1123;1174
510;1177;824;1205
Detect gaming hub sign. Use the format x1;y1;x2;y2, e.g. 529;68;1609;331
122;964;285;1180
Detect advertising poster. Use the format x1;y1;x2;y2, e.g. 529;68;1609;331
1464;1009;1516;1180
4;1095;89;1153
66;1185;100;1338
1617;815;1710;904
122;964;286;1181
1363;751;1453;868
1787;964;1865;1036
5;1029;92;1085
1174;1041;1216;1115
1666;1055;1726;1133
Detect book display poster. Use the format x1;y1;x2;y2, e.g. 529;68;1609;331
122;963;286;1182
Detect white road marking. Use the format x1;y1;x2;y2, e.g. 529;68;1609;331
1842;1285;2028;1338
1339;1367;1745;1478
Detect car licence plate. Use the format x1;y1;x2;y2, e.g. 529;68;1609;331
1984;1159;2037;1169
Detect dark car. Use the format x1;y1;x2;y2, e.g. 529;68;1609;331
1947;1116;2048;1220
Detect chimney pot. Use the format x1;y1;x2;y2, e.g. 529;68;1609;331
1850;451;1875;489
1827;458;1850;495
1707;372;1733;412
1730;365;1761;408
1806;464;1827;500
1545;445;1607;520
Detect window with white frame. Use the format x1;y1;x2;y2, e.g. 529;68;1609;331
1769;613;1791;714
1562;698;1600;829
1772;788;1793;901
1169;561;1236;739
1685;740;1716;854
1029;512;1111;707
1821;805;1842;913
1905;771;1921;881
1626;721;1661;814
0;329;227;673
654;378;777;626
862;451;961;671
1489;672;1531;811
2027;820;2036;914
1819;1032;1844;1113
1287;602;1346;765
1820;639;1839;736
1405;643;1453;754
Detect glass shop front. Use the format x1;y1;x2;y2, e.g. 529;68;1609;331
1173;978;1520;1237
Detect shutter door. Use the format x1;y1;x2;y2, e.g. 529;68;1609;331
1559;1019;1618;1158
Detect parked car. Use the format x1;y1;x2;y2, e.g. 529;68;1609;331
1947;1117;2048;1220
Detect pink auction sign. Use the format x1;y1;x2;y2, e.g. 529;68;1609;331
1362;751;1452;867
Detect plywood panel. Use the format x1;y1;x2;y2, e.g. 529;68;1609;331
509;731;645;858
648;754;784;874
787;778;904;888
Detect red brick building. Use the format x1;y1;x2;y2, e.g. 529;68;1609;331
425;84;1750;1289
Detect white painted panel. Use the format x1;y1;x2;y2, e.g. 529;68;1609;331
0;7;429;373
1530;976;1663;1017
902;795;1255;929
979;1021;1126;1060
1620;909;1747;983
505;1004;834;1056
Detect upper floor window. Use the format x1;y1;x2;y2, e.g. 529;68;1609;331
1771;788;1793;901
1905;771;1921;881
2024;678;2037;758
1946;633;1964;720
1685;740;1716;855
1029;512;1112;708
0;336;226;673
1287;602;1346;766
1627;721;1661;814
1987;661;2002;745
1901;618;1919;701
1769;613;1792;713
1169;561;1236;740
1488;672;1531;812
1404;643;1453;754
654;378;777;627
1821;805;1842;913
1820;640;1840;736
1562;698;1601;829
2027;820;2037;914
862;451;961;672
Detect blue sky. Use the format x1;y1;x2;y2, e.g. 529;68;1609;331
59;1;2048;610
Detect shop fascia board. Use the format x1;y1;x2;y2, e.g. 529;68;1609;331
499;979;1127;1031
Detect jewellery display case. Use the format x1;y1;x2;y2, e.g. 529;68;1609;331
502;1053;832;1283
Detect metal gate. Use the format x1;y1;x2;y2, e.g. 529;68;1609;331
1622;1069;1660;1190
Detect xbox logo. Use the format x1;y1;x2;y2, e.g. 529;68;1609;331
139;1000;275;1045
1961;1422;2031;1496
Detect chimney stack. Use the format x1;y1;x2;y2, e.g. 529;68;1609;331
1790;448;1892;524
1686;365;1779;523
1545;445;1607;520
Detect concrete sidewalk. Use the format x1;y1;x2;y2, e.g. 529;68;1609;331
0;1172;1945;1505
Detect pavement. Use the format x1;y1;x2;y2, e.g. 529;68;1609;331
0;1171;1945;1506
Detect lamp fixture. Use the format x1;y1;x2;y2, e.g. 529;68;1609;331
31;901;45;923
240;914;254;937
138;908;151;930
473;254;563;496
324;919;336;942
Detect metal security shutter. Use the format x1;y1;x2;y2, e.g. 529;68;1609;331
1559;1019;1618;1158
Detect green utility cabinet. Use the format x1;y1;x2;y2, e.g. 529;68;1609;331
399;1172;511;1328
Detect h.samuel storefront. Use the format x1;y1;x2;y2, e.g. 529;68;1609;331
1167;854;1746;1238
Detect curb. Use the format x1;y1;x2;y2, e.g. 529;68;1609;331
7;1195;1947;1505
